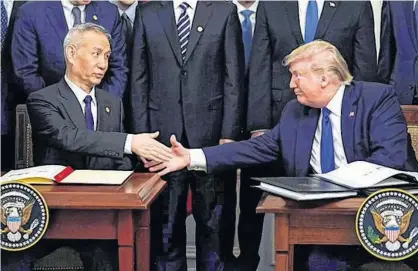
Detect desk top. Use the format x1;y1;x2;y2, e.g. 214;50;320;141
256;195;366;215
32;173;166;210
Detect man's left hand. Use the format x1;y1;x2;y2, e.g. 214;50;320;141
219;139;234;145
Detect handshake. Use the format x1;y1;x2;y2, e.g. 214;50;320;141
132;133;198;176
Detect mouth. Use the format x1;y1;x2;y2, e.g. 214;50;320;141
93;73;104;78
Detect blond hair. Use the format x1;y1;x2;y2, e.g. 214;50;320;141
283;40;353;85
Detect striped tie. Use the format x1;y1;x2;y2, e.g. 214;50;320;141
177;2;190;62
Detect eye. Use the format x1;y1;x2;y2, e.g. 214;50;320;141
92;52;99;57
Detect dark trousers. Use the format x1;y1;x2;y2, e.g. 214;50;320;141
151;135;225;271
1;133;14;171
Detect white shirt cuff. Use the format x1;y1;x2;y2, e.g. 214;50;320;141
187;149;207;172
124;134;133;154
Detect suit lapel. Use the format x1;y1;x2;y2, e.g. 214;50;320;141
95;91;113;131
183;1;213;64
284;1;304;45
58;80;86;130
315;1;339;39
85;2;100;24
402;2;418;52
341;84;359;163
294;107;320;176
47;2;68;43
157;2;182;66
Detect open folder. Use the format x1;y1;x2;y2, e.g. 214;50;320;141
253;161;418;201
0;165;134;185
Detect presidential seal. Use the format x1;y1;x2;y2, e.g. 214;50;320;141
1;181;49;251
356;189;418;261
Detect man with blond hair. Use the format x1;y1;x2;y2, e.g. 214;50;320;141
145;40;418;270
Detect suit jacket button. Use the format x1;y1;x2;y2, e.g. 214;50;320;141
409;85;415;90
181;70;187;76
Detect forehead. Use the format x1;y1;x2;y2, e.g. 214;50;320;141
289;58;310;72
79;31;110;50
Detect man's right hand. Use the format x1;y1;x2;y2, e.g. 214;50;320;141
131;131;172;162
251;130;265;138
146;135;191;176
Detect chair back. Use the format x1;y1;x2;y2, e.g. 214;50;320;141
15;104;34;169
402;105;418;161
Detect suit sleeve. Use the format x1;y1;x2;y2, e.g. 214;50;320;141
116;99;134;170
247;2;272;131
203;122;280;174
101;8;128;98
221;6;245;140
377;1;396;84
27;92;128;159
11;8;45;95
130;7;149;133
352;1;378;82
366;87;410;170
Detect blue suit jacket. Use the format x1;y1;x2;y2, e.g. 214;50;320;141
11;1;128;98
378;1;418;104
203;81;418;175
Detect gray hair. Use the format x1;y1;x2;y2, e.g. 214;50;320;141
63;23;111;59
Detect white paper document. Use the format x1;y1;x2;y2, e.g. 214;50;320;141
314;161;416;189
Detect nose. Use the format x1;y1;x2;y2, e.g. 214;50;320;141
97;56;107;70
289;75;297;89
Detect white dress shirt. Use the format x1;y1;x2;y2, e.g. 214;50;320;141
233;0;259;36
310;84;348;173
64;76;133;154
61;0;87;29
173;0;197;25
2;0;14;24
189;85;349;173
110;0;138;26
298;0;325;40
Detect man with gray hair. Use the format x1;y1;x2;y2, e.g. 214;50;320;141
27;23;171;173
145;40;418;270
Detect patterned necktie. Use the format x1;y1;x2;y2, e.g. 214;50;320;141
121;13;133;58
72;6;82;27
1;0;8;50
177;2;190;62
83;95;94;131
320;108;335;173
305;0;318;43
240;9;254;70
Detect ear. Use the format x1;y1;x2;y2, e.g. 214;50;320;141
320;75;330;88
65;45;77;65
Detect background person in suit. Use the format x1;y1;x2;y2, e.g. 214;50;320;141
27;23;171;171
378;1;418;105
11;0;128;99
1;0;26;171
218;1;260;269
147;41;418;271
130;1;245;270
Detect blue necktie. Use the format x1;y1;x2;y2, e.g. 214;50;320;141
177;2;190;62
320;108;335;173
72;7;82;27
83;95;94;131
305;0;318;43
1;0;8;50
240;9;254;69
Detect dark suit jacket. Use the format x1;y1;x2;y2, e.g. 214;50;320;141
1;0;26;134
247;1;377;132
27;79;132;170
202;81;418;174
130;1;245;147
11;1;128;98
378;1;418;104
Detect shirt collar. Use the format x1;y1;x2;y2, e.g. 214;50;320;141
112;0;138;24
325;84;345;117
61;0;87;13
233;0;258;14
173;0;197;11
64;75;97;107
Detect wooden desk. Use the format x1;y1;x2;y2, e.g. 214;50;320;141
33;173;166;271
257;195;364;271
